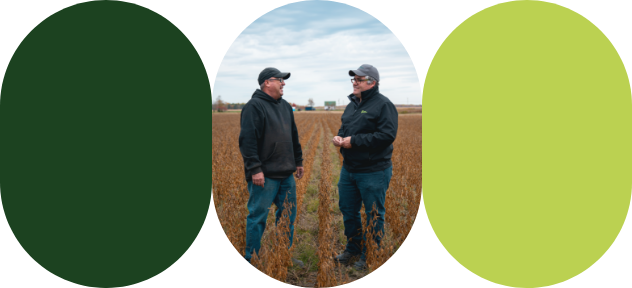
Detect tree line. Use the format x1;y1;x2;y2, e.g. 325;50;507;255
213;95;246;112
213;95;317;112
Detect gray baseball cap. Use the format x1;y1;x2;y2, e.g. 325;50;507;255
258;67;290;85
349;64;379;82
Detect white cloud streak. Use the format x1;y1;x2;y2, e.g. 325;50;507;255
213;1;421;106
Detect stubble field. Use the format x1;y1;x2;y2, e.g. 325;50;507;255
212;112;422;287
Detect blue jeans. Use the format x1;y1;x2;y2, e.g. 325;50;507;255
338;166;393;258
244;175;297;262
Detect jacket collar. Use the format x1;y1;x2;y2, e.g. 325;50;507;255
252;89;281;104
347;86;379;106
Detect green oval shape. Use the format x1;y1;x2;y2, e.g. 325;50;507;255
423;1;631;287
0;1;211;287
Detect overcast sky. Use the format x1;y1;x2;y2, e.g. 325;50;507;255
213;0;421;106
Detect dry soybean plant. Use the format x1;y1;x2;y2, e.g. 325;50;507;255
212;112;423;286
250;195;294;281
316;121;337;287
296;121;320;224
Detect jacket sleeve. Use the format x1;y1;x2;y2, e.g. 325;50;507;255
290;106;304;167
239;103;264;175
337;115;344;137
350;102;398;150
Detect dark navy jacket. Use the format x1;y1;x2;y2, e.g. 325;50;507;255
239;89;303;181
338;86;398;173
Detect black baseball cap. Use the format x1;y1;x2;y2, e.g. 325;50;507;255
349;64;379;82
258;67;290;85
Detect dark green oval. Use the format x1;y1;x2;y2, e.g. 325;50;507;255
0;1;211;287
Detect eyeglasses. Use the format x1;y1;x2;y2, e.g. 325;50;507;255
268;78;285;83
351;78;369;84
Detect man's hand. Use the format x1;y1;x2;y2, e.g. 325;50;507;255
252;172;265;187
342;136;352;149
332;136;343;147
295;166;304;179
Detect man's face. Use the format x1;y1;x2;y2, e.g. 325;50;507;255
352;75;375;95
266;77;285;99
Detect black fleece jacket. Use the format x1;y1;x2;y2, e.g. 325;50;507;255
338;86;398;173
239;89;303;182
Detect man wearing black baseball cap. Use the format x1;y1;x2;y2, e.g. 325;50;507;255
332;64;398;269
239;67;304;266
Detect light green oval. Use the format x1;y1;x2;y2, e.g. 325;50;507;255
423;1;631;287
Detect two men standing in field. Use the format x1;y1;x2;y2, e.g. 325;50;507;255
239;64;397;270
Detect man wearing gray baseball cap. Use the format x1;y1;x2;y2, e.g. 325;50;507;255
332;64;398;269
239;67;304;266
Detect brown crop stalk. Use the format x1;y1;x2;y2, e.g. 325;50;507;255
250;193;294;281
316;120;337;287
212;113;423;285
296;120;321;224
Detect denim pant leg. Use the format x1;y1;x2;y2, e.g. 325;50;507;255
245;177;281;262
356;166;393;258
272;175;297;249
338;166;364;255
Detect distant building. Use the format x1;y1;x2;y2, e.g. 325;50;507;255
324;101;336;111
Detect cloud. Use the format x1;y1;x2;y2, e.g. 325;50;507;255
213;1;421;106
